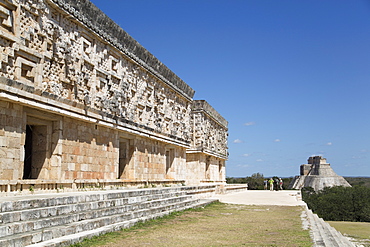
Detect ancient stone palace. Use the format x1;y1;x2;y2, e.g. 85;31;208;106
0;0;228;193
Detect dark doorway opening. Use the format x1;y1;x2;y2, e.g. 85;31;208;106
166;149;174;173
118;140;133;179
118;141;127;178
23;125;33;179
23;124;47;179
205;156;211;179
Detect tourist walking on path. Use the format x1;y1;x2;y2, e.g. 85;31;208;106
268;178;274;191
279;178;283;190
274;178;279;191
264;180;268;190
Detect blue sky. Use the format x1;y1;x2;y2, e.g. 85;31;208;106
90;0;370;177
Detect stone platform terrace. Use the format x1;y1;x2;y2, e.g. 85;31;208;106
213;190;306;206
0;186;219;247
0;188;356;247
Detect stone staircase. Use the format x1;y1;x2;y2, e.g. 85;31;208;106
0;187;216;247
305;209;356;247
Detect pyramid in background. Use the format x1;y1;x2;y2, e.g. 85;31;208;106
289;156;351;191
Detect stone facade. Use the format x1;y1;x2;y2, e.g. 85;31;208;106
0;0;228;193
186;100;228;184
289;156;351;191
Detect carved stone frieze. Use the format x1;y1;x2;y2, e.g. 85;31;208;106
0;37;15;78
190;100;228;159
0;0;229;188
0;0;195;142
0;4;13;32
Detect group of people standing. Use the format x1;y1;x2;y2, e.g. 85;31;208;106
264;178;283;191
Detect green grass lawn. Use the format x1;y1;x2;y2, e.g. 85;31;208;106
70;202;312;247
328;221;370;247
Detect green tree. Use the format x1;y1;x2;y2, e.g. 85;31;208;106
226;173;265;189
245;173;265;190
302;185;370;222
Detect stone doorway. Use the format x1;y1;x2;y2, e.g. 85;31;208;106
23;125;33;179
166;149;174;173
219;161;223;181
118;139;133;179
205;156;211;180
23;124;48;179
118;141;128;178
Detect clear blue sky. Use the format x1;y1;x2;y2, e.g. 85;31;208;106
90;0;370;178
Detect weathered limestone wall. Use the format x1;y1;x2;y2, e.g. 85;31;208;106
0;0;193;143
205;155;225;182
186;153;225;185
0;0;228;192
185;153;202;185
126;137;187;182
187;100;228;184
190;100;228;159
0;102;23;180
61;125;187;182
0;102;64;181
0;101;188;186
62;117;118;181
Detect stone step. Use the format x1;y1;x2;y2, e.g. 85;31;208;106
0;188;218;247
306;209;355;247
317;218;340;246
311;213;328;245
318;218;355;246
306;209;325;246
309;211;337;247
0;194;192;238
0;197;202;247
313;214;340;247
0;191;186;224
26;198;217;247
0;188;185;213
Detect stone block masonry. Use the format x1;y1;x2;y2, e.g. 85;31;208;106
0;187;219;246
289;156;351;191
187;100;228;184
0;0;228;194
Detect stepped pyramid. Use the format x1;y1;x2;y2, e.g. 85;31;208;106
289;156;351;191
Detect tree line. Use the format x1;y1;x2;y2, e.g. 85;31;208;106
302;186;370;222
226;173;294;190
227;173;370;222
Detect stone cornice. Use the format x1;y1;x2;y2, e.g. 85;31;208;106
192;100;228;128
186;148;228;160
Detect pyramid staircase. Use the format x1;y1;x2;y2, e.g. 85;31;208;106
0;187;216;247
